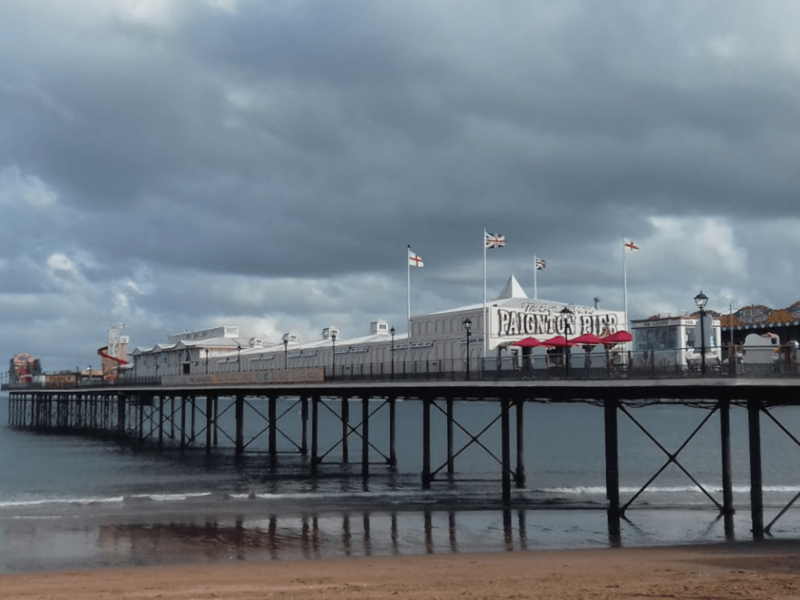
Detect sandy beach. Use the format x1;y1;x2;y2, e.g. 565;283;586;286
3;541;800;600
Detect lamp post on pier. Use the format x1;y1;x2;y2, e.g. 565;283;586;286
694;291;709;375
283;337;289;371
561;306;573;379
331;332;337;380
462;317;472;380
390;326;395;380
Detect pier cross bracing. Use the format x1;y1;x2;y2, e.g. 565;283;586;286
8;378;800;545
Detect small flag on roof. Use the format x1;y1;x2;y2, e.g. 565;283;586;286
485;232;506;249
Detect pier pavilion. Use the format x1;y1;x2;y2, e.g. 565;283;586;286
125;276;625;380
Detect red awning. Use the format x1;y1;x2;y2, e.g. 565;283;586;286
511;337;545;348
542;335;578;347
601;330;633;344
571;333;604;345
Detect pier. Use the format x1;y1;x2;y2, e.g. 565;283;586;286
7;374;800;545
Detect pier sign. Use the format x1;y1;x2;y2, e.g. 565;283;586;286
492;305;620;344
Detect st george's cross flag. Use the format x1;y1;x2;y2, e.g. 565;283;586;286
408;246;424;267
624;240;640;252
535;257;547;270
485;232;506;249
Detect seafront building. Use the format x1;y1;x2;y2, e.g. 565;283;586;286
126;276;626;378
630;313;723;369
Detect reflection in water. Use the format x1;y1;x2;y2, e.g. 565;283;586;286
449;512;457;552
96;509;533;565
363;512;371;556
342;514;351;556
518;510;528;550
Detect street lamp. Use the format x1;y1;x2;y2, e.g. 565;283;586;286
561;306;573;378
331;332;337;380
237;343;242;372
205;348;209;375
390;326;395;380
283;337;289;371
694;291;709;375
462;317;472;380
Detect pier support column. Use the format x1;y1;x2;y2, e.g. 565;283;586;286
235;393;244;457
422;396;431;489
190;395;196;443
311;394;320;476
213;395;219;446
269;394;277;464
501;399;511;505
604;398;621;546
446;397;454;475
117;394;126;438
180;395;187;448
341;396;350;464
362;395;370;481
205;395;213;454
748;398;764;540
720;399;735;539
138;396;145;445
301;395;308;456
389;395;397;469
158;395;165;448
515;398;526;488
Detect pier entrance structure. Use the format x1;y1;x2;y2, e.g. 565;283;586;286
8;378;800;545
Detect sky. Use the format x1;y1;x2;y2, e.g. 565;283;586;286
2;0;800;371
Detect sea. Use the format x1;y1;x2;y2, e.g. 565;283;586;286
2;391;800;573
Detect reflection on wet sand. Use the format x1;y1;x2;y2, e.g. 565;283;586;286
97;509;531;564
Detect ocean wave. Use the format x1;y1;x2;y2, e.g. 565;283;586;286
0;496;125;508
127;492;213;502
534;484;800;495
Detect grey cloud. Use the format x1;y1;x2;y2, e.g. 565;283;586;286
2;0;800;369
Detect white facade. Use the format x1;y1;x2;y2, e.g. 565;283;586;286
631;313;722;368
128;276;626;377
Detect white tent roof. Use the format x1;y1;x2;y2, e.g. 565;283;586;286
496;275;528;300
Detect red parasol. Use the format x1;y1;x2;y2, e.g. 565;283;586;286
542;335;578;347
570;333;604;345
601;330;633;344
511;337;546;348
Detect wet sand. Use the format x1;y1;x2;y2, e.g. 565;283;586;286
3;541;800;600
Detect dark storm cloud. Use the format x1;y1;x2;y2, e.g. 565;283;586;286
1;0;800;368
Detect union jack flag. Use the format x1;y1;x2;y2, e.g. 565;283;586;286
535;258;547;270
485;232;506;249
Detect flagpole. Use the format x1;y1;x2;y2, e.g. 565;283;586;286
483;229;487;308
534;254;538;300
407;245;411;336
623;238;628;332
483;229;488;355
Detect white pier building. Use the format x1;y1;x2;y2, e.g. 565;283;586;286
127;276;626;378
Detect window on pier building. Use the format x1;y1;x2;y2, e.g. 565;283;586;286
686;328;696;349
636;326;679;351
